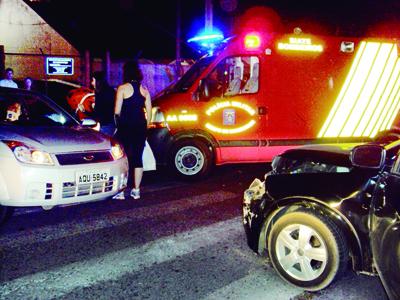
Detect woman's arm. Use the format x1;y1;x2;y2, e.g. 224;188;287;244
141;85;152;125
114;85;124;116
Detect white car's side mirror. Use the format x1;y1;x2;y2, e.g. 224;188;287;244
81;118;97;127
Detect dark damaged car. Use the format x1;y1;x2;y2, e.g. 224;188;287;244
243;142;400;299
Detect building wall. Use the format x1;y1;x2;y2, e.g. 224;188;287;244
0;0;191;95
92;59;192;97
0;0;82;82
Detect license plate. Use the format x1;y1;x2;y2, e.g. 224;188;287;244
76;169;110;184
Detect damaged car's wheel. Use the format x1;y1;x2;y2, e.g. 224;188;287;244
268;210;348;291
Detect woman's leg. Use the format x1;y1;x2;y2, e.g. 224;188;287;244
134;167;144;189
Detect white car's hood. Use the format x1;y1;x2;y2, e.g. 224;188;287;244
0;125;111;153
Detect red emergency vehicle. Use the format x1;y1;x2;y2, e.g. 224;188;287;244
148;26;400;179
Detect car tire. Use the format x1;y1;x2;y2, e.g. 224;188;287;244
171;139;213;180
0;205;13;226
268;210;348;291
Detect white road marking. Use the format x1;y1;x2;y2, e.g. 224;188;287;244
0;191;237;248
0;217;243;299
202;268;303;300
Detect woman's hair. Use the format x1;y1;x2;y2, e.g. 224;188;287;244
123;61;143;83
92;71;108;90
92;71;105;82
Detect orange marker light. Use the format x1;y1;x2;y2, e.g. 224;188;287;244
244;34;261;49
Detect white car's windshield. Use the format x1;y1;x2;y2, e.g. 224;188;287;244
0;91;78;127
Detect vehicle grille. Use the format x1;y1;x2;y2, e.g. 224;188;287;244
45;183;53;200
56;151;113;165
62;176;115;198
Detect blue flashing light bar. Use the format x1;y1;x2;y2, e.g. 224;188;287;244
187;33;224;43
187;29;225;55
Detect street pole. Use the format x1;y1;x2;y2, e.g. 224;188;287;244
105;50;111;84
205;0;213;31
85;50;90;88
176;0;182;77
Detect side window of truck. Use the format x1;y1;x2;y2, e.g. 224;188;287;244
203;56;259;99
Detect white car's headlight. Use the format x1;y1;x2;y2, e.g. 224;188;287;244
3;140;54;165
110;139;124;160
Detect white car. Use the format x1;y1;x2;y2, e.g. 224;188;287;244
0;87;128;224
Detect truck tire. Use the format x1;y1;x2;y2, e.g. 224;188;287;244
268;210;348;291
171;139;213;180
0;205;13;226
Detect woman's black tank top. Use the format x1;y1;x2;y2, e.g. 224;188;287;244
119;81;146;126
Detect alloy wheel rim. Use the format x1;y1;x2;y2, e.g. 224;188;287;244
275;223;328;281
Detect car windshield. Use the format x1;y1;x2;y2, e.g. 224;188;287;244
272;155;351;174
0;91;78;127
171;56;215;92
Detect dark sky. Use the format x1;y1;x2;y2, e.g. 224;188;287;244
25;0;400;60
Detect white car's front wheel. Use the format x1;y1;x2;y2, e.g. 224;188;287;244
268;210;348;291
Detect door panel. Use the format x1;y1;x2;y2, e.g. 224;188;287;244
370;172;400;300
200;55;263;162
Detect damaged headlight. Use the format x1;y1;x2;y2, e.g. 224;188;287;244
243;178;265;204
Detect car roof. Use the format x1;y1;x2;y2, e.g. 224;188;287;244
0;86;51;98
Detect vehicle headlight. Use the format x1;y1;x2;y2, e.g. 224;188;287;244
3;140;54;165
148;106;169;129
110;139;124;160
244;189;255;204
243;178;265;204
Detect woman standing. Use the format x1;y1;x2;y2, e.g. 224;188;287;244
114;61;152;199
91;71;116;136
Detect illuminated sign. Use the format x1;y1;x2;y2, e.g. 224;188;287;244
205;100;256;134
318;41;400;138
166;114;198;122
46;57;74;75
205;120;256;134
206;101;256;116
277;37;323;52
223;109;235;125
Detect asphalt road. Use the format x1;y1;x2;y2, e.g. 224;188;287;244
0;164;388;300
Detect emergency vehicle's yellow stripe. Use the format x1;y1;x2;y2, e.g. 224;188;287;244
318;41;400;138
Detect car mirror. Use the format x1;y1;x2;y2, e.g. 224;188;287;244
350;144;385;168
81;118;97;127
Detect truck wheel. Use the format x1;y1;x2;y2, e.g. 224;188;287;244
171;140;213;180
0;205;13;226
268;210;348;291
